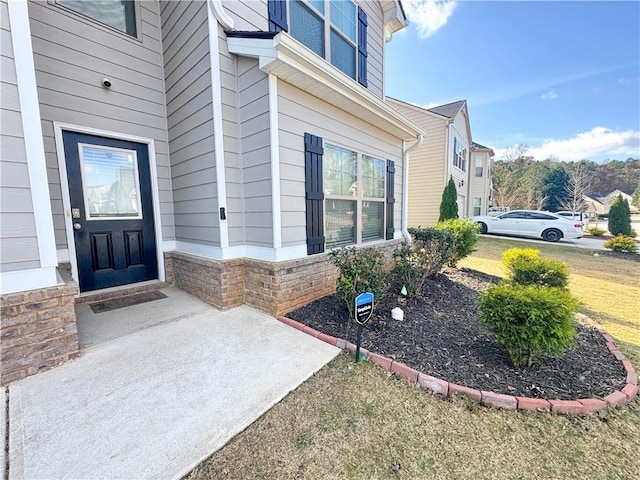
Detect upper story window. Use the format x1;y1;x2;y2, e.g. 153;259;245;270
453;138;467;172
475;156;483;177
282;0;366;85
57;0;137;37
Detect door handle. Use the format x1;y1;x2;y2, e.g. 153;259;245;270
73;223;82;230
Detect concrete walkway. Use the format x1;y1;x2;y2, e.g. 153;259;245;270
5;298;340;479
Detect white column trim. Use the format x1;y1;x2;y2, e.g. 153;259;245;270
268;74;282;249
1;268;62;295
207;3;229;248
7;0;57;271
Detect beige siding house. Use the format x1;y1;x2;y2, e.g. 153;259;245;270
468;142;495;216
0;0;423;384
387;98;478;226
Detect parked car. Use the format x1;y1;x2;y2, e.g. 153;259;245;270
555;211;590;226
471;210;583;242
487;206;510;216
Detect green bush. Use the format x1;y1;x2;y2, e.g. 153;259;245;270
392;238;449;297
587;227;606;237
479;283;578;367
604;235;638;253
501;248;569;288
328;246;388;319
608;195;632;236
408;226;455;264
435;218;480;266
438;177;459;222
500;248;540;273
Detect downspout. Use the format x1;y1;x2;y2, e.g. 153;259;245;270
402;134;424;244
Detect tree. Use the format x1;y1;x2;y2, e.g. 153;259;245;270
542;167;570;212
560;161;593;213
632;183;640;209
608;195;632;236
439;177;458;221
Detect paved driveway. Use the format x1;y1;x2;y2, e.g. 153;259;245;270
5;301;340;479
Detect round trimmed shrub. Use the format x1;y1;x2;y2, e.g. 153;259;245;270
434;218;480;267
604;235;638;253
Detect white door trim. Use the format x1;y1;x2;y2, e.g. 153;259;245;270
53;122;165;288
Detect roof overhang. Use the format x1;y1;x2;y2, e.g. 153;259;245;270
381;0;409;41
226;32;424;141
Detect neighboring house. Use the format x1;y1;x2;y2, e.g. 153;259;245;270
469;142;495;216
0;0;424;384
584;190;637;215
387;98;484;226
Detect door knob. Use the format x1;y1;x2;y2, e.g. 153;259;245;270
73;223;82;230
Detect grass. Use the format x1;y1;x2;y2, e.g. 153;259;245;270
188;237;640;480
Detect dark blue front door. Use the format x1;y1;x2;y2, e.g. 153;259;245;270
63;132;158;292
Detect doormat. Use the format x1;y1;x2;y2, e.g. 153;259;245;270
89;290;168;313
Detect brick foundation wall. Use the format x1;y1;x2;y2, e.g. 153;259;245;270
1;269;79;386
165;240;403;317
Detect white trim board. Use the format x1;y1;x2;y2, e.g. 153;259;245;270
0;267;61;295
53;122;166;287
170;241;309;263
7;0;58;275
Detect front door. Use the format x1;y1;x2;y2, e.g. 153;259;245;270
62;132;158;292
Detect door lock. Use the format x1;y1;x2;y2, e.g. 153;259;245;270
73;223;82;230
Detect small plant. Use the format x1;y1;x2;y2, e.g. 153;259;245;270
328;246;388;319
479;283;578;367
435;218;480;266
408;226;455;266
438;177;459;222
501;248;569;289
392;237;449;297
587;227;606;237
603;235;638;253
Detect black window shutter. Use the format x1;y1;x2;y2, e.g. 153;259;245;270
386;160;395;240
268;0;288;32
305;133;325;255
357;7;368;87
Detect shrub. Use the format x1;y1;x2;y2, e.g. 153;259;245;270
479;283;578;367
408;226;455;264
434;218;480;266
608;195;632;236
501;248;569;288
500;248;540;273
438;177;459;222
587;227;606;237
604;235;638;253
328;246;388;319
392;237;449;297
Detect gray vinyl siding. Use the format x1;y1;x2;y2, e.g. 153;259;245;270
0;0;41;271
237;57;272;247
28;0;174;251
160;0;218;246
387;99;447;227
358;0;384;98
278;81;403;248
225;0;268;31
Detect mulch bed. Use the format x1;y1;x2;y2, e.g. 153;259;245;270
287;268;628;400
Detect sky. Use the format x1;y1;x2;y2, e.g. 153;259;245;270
385;0;640;163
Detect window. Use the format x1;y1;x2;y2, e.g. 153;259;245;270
453;137;466;171
289;0;362;81
324;144;385;247
473;197;482;216
475;157;483;177
57;0;137;37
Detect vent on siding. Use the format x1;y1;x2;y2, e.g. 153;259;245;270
386;160;395;240
357;7;368;88
268;0;288;32
305;133;325;255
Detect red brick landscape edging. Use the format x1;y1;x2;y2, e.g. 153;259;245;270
277;316;637;415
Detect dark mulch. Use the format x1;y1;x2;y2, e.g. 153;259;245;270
287;268;628;400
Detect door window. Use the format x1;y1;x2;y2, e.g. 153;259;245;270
79;144;142;220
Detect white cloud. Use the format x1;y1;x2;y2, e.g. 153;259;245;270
540;90;558;100
496;127;640;162
403;0;458;38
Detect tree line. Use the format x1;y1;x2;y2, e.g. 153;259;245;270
491;146;640;212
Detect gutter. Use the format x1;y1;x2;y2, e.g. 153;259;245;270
402;134;424;244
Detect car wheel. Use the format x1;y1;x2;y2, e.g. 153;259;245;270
478;222;488;234
542;229;562;242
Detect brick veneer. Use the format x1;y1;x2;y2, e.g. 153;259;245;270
1;269;79;386
165;240;402;317
278;316;638;415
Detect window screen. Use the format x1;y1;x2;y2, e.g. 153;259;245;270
290;0;324;57
58;0;137;36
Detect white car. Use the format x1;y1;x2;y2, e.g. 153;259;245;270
555;211;590;226
471;210;584;242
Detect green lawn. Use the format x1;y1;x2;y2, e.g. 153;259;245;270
188;238;640;480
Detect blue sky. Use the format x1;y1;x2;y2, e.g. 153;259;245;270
386;0;640;163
